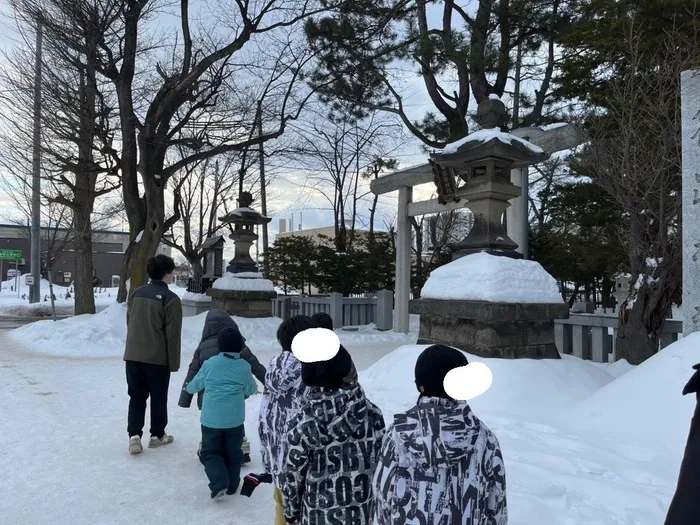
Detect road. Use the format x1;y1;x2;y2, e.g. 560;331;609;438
0;316;68;331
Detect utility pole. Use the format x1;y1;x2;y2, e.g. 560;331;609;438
256;100;269;276
30;19;43;304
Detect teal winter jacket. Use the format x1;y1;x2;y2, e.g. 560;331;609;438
186;352;257;429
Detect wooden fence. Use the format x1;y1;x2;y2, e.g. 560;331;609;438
271;291;394;330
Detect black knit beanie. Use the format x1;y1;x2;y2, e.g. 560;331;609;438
302;346;352;389
218;327;245;354
414;345;469;399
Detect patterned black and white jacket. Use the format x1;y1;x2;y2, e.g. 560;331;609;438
283;384;386;525
258;351;307;487
372;396;507;525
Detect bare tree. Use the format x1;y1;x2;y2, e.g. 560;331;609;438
574;26;695;364
361;156;399;243
164;153;249;282
86;0;335;302
290;111;402;252
1;0;122;314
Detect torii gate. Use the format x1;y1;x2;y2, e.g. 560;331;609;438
370;124;585;334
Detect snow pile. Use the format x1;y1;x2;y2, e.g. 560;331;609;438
181;292;211;302
9;307;418;360
212;273;275;292
566;334;699;453
443;128;544;155
0;275;186;316
9;304;206;358
420;252;563;303
540;122;568;131
8;303;130;357
361;345;614;422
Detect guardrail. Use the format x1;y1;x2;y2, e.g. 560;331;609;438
554;313;682;362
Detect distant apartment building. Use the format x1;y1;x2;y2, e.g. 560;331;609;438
0;224;172;286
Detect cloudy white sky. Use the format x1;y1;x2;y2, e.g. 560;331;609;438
0;0;477;241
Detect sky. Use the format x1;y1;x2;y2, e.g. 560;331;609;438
0;0;496;242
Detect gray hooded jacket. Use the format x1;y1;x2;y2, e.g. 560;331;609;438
178;309;266;409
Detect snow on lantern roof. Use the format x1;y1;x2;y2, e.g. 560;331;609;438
442;128;545;155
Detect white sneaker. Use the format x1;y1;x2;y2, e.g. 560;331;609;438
129;436;143;455
148;434;174;448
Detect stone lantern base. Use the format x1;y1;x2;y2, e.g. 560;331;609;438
409;299;568;359
207;289;277;318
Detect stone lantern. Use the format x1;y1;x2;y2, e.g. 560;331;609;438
430;96;548;259
409;97;568;359
218;192;272;274
205;192;277;318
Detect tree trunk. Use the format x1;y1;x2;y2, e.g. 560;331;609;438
127;182;167;297
73;44;98;316
73;208;96;315
411;218;424;298
115;6;145;303
191;258;203;284
615;287;659;365
369;193;378;243
567;283;580;308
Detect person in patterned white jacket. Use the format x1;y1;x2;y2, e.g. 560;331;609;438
283;343;385;525
258;315;315;525
373;345;508;525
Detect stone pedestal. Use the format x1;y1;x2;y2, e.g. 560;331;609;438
181;293;212;317
207;288;277;318
410;299;568;359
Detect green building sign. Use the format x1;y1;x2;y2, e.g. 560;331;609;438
0;249;22;261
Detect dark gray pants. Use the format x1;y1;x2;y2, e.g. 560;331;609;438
200;424;245;494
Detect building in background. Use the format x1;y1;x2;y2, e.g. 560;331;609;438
275;219;392;247
0;224;172;286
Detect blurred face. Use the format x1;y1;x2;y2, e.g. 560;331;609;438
162;272;173;285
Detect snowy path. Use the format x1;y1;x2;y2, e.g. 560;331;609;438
0;334;405;525
0;328;682;525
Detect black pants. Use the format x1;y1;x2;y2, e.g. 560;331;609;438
200;424;244;494
126;360;171;438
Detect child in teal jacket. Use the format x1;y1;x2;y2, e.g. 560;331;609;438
187;327;257;499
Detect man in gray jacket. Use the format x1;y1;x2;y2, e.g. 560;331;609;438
123;254;183;455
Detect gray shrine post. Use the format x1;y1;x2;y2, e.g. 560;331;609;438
682;70;700;336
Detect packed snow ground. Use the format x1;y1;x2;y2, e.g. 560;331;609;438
1;311;693;524
0;275;187;317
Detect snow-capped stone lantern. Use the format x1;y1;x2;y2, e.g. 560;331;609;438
206;192;276;318
409;96;567;359
430;95;548;259
219;192;271;274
